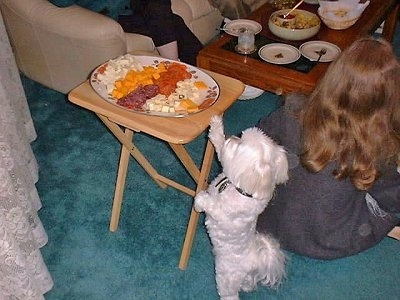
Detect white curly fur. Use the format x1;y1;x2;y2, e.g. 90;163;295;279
195;115;289;300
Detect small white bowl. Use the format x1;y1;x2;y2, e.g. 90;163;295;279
317;0;370;30
318;11;359;30
238;85;264;100
268;9;321;41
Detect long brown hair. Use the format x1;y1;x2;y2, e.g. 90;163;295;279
300;37;400;190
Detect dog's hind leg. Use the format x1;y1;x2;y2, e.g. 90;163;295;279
216;270;245;300
220;295;240;300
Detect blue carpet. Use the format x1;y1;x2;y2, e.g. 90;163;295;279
23;24;400;300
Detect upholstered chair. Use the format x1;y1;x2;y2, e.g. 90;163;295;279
0;0;159;93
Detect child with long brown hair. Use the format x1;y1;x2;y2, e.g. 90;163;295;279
256;37;400;259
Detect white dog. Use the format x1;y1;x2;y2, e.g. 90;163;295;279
195;115;289;300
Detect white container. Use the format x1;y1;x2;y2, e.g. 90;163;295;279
317;0;370;30
268;9;321;41
235;28;256;54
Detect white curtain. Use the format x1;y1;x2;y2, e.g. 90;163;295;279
0;11;53;300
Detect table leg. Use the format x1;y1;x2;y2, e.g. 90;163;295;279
109;128;132;232
97;115;168;232
178;139;215;270
97;114;216;267
382;1;399;42
98;114;166;189
169;143;201;184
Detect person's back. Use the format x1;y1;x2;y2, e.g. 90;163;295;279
256;37;400;259
120;0;203;65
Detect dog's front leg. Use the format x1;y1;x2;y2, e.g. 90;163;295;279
194;190;227;221
194;190;213;213
209;115;225;159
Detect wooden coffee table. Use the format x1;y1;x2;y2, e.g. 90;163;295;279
197;0;399;95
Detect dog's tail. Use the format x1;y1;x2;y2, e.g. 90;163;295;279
243;233;287;291
259;233;287;288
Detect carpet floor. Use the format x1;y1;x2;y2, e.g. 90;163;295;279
23;24;400;300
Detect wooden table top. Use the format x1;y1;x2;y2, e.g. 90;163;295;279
197;0;399;95
68;70;244;144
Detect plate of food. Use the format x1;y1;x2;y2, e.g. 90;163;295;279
223;19;262;36
90;54;220;117
299;41;341;62
258;43;301;64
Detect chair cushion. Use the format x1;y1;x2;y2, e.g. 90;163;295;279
183;0;218;19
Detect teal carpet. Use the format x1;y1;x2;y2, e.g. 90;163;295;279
23;27;400;300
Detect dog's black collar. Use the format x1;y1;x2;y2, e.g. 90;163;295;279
215;176;253;198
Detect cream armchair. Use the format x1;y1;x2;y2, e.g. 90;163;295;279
0;0;157;93
0;0;223;94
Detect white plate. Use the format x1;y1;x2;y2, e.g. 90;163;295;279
238;85;264;100
223;19;262;36
304;0;319;4
90;55;220;117
299;41;341;62
258;43;301;64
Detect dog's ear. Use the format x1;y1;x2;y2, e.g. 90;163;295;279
274;146;289;185
209;115;225;159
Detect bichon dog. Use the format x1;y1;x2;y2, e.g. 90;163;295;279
194;115;288;300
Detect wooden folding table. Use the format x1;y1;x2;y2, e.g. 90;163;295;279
68;70;244;270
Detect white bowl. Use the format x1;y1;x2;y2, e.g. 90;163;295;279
238;85;264;100
318;11;359;30
268;9;321;41
317;0;370;30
